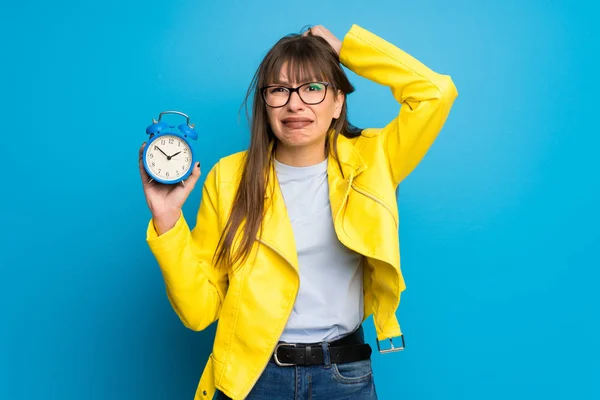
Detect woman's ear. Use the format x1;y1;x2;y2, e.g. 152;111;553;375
333;90;345;119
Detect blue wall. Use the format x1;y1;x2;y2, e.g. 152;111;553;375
1;0;598;399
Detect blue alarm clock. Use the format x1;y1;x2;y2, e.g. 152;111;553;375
143;111;198;185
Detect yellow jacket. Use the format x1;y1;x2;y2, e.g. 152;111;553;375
146;24;457;400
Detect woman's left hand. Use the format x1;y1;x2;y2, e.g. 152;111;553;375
304;25;342;56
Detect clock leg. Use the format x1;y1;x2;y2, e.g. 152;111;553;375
180;180;186;187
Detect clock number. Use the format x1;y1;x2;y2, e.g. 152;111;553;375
185;157;189;162
151;161;155;167
166;172;170;177
149;153;154;159
178;141;181;147
161;139;166;145
184;148;188;153
169;138;174;144
176;170;180;176
158;168;162;173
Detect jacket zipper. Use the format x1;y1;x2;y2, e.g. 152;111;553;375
347;179;402;335
350;183;399;229
244;238;299;396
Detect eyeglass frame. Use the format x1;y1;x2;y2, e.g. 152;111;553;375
260;81;331;108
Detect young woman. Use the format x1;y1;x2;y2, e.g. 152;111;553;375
139;24;457;400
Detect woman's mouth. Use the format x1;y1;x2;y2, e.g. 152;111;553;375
282;117;313;129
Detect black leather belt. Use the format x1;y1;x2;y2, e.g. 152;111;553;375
271;327;372;366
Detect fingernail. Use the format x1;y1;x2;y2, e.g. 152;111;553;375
196;162;200;168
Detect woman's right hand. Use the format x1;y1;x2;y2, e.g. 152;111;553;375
138;142;202;235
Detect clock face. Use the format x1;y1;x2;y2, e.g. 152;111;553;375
145;134;193;182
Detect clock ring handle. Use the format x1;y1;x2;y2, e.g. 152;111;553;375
154;110;194;128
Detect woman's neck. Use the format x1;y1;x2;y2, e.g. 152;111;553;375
274;142;327;167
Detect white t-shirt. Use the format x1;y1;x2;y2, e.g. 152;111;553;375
275;157;364;343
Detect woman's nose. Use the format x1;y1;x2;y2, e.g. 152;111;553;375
286;91;305;110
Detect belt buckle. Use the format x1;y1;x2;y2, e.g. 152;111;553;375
376;334;405;354
273;343;297;367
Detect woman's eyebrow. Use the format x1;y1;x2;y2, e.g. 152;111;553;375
269;79;319;86
270;78;292;85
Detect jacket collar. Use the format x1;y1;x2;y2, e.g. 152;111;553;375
263;131;367;199
257;132;367;272
326;132;367;179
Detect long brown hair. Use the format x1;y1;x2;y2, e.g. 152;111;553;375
213;31;361;270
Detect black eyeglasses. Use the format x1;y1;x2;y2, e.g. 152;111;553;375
261;82;330;108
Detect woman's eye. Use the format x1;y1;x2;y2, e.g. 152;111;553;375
306;83;324;91
269;87;288;94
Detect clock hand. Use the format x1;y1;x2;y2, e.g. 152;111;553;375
169;151;182;158
154;145;171;160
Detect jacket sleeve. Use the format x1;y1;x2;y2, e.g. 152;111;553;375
145;163;228;331
339;24;458;185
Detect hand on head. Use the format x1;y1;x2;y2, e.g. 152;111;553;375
303;25;342;56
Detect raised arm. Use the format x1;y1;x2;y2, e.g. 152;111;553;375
146;163;228;331
340;24;458;185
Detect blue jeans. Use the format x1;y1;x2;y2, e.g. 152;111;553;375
215;342;378;399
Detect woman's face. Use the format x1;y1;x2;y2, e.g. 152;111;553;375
264;68;344;153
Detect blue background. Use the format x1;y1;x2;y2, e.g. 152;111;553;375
1;0;598;399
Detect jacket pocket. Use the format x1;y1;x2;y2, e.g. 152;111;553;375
350;182;398;229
